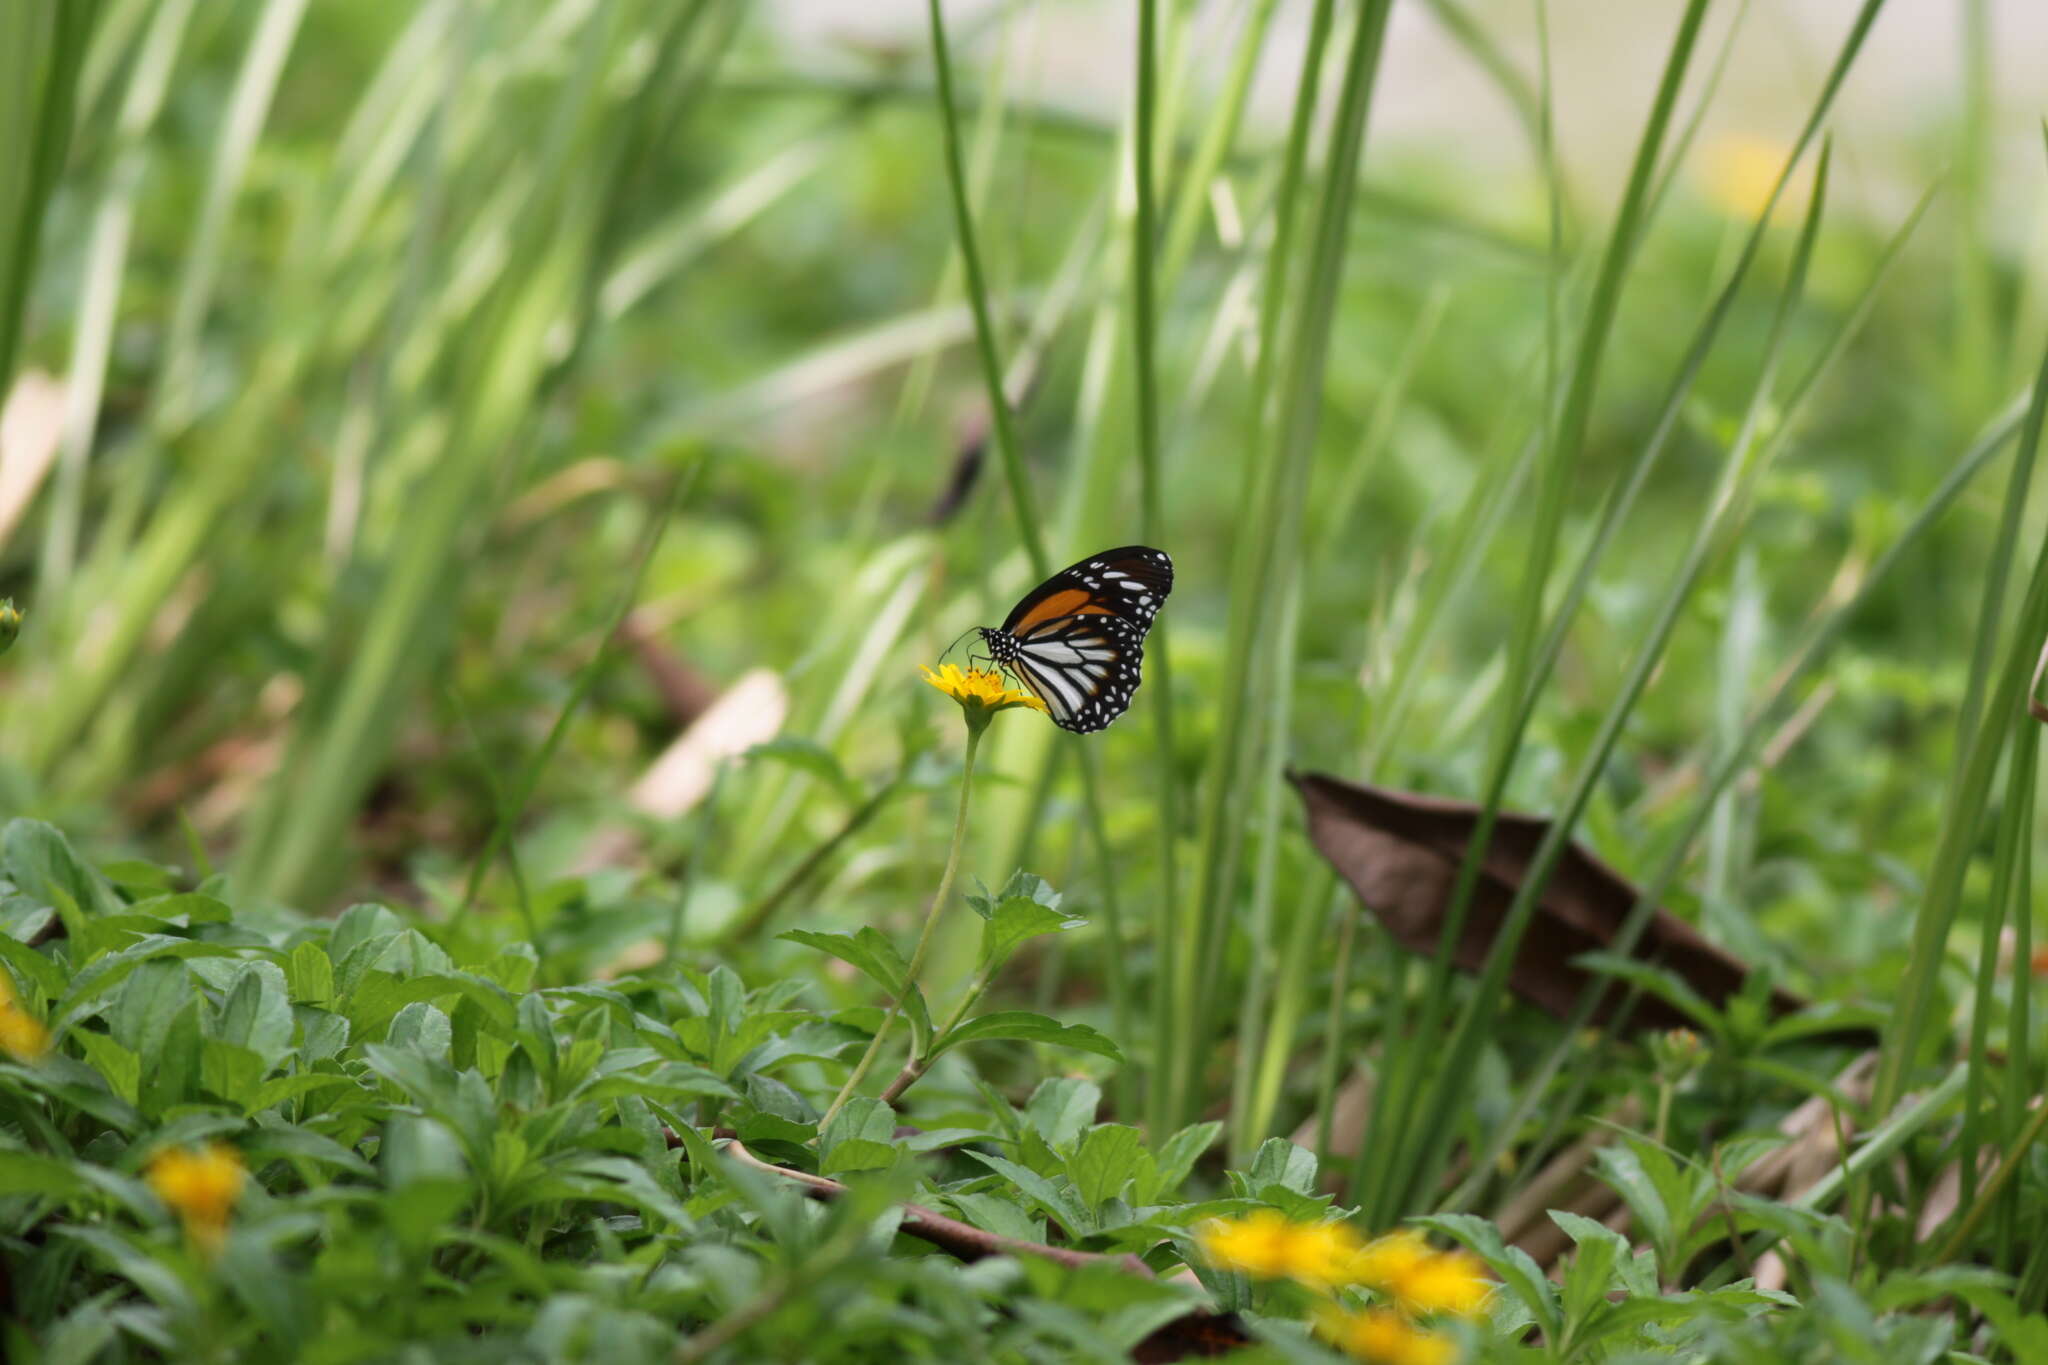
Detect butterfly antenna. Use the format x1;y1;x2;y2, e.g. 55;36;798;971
938;626;978;664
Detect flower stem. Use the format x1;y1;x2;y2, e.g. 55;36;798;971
880;961;994;1107
821;726;982;1129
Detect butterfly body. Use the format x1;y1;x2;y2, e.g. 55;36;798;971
977;546;1172;733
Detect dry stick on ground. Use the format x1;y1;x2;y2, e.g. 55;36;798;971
678;1133;1150;1274
617;608;721;726
663;1131;1252;1361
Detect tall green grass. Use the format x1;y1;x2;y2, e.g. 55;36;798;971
0;2;101;397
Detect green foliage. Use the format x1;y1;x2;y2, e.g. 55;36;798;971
0;822;1235;1358
4;0;2048;1358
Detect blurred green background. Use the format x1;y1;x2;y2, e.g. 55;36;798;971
2;0;2045;1170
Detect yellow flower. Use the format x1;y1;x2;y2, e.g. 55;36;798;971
0;598;20;657
146;1144;246;1252
1696;133;1810;223
1316;1305;1458;1365
0;970;50;1063
1195;1211;1363;1288
920;663;1046;733
1352;1231;1491;1319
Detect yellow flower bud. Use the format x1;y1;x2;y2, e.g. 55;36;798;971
0;970;50;1063
146;1144;246;1253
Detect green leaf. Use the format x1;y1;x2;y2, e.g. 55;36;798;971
297;1008;350;1064
965;1150;1094;1238
1068;1124;1144;1209
744;1072;817;1124
0;1150;92;1201
820;1095;895;1164
1245;1137;1317;1198
820;1139;897;1176
778;927;932;1054
963;871;1061;919
213;962;293;1067
477;943;539;994
1150;1121;1222;1203
140;999;203;1117
98;860;177;894
976;896;1086;973
1712;1135;1787;1185
556;1155;695;1231
387;1002;453;1060
819;1098;897;1174
1576;1292;1714;1348
286;942;335;1007
1594;1141;1682;1260
514;992;558;1088
943;1190;1043;1244
111;960;193;1062
668;1122;725;1192
124;893;229;925
362;1047;496;1163
238;1124;370;1176
576;1062;737;1107
931;1010;1121;1062
2;819;123;919
381;1112;471;1190
779;927;909;994
200;1038;267;1109
1024;1077;1101;1154
344;970;516;1040
1552;1208;1626;1334
72;1031;141;1106
327;904;406;966
0;931;65;1003
0;1055;142;1134
249;1072;361;1115
53;935;250;1030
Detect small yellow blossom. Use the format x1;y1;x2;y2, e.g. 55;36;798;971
1697;133;1810;223
146;1144;246;1253
1351;1231;1491;1319
1196;1210;1363;1288
0;970;50;1063
1316;1305;1458;1365
920;663;1046;733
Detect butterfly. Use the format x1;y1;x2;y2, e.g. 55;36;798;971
976;546;1173;733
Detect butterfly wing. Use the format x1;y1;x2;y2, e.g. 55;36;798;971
999;545;1173;636
999;546;1172;733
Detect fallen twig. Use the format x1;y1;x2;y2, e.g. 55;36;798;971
662;1129;1251;1360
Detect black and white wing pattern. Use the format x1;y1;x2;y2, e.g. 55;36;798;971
977;546;1173;733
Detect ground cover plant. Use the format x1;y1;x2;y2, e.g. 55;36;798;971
5;0;2048;1360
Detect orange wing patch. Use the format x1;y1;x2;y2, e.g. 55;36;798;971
1010;587;1113;634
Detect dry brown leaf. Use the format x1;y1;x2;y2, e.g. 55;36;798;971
1290;769;1817;1035
629;666;787;819
571;667;788;874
